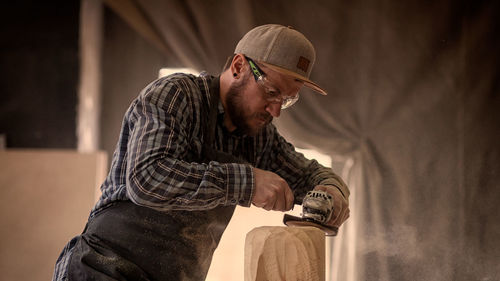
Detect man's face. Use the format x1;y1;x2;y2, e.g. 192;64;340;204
225;73;269;136
225;62;303;136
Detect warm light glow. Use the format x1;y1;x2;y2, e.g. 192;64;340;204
158;67;199;78
296;148;332;168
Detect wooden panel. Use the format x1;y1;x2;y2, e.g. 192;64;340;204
0;150;107;281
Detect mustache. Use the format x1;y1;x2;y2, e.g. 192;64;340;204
256;112;272;123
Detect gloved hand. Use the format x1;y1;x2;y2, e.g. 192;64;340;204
314;185;350;228
252;167;295;211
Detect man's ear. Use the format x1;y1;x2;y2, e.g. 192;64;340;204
230;54;246;79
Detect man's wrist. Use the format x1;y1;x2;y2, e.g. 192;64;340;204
224;163;254;206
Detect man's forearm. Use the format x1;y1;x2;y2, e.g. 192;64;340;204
126;158;255;211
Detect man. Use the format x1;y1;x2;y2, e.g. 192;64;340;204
53;24;349;281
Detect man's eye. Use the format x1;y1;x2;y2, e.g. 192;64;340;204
267;89;279;97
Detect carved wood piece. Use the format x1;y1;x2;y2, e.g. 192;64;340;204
244;226;325;281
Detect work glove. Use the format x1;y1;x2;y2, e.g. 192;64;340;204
314;185;350;228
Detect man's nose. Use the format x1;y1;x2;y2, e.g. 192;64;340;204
266;102;281;118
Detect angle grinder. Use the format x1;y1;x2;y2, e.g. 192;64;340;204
283;190;338;236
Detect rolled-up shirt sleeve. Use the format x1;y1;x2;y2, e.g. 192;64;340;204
125;79;254;211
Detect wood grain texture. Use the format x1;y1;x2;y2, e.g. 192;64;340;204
245;226;325;281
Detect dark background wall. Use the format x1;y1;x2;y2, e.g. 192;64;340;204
0;1;79;148
100;7;169;157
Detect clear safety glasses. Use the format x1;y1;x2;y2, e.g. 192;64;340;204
245;56;300;109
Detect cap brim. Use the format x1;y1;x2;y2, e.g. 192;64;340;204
260;62;328;95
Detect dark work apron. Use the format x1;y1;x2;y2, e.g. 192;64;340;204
68;77;246;281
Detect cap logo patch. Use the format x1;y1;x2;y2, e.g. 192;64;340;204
297;56;310;72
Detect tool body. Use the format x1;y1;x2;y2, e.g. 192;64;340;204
283;190;338;236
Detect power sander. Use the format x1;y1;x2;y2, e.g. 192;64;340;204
283;190;338;236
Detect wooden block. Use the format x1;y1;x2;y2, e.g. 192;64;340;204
244;226;325;281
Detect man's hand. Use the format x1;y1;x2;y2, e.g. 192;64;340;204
314;185;350;228
252;168;295;211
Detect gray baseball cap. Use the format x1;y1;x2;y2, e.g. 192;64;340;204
235;24;327;95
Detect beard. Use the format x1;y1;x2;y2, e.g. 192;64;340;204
225;76;272;136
